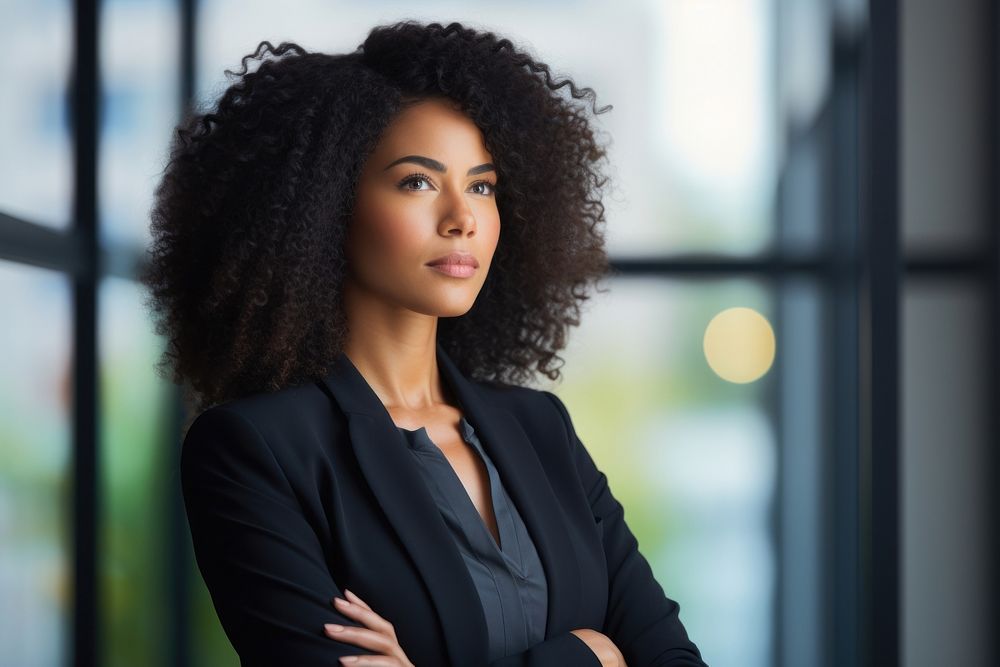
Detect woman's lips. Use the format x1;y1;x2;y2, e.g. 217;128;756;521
427;263;477;278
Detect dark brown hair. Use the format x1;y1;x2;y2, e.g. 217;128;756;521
140;20;614;414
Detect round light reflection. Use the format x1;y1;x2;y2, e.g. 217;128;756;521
703;306;776;383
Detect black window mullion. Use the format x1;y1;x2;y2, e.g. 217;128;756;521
990;1;1000;663
860;1;901;666
829;22;864;667
168;2;199;666
70;1;101;666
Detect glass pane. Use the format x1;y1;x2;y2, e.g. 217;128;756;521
195;0;776;257
0;259;72;665
902;279;992;665
775;0;843;259
648;0;778;256
776;105;826;258
0;1;73;229
100;0;180;248
98;276;176;667
532;278;778;667
900;0;991;254
776;276;825;667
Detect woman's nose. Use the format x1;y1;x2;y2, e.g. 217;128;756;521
439;189;477;235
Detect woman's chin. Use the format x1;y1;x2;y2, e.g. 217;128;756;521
432;302;477;318
415;293;480;318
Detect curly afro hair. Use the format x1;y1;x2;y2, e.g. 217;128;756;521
140;20;614;414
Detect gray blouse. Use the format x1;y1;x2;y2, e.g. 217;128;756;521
396;415;548;662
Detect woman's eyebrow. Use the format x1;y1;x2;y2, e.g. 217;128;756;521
383;155;495;176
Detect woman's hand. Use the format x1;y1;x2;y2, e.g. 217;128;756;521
324;588;415;666
570;628;629;667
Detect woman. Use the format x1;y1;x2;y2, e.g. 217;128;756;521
141;20;707;667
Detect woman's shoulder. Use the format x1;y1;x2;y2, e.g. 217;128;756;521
481;379;568;416
183;378;340;450
179;379;355;502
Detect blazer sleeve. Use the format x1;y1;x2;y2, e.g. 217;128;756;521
180;406;379;666
487;631;603;667
542;391;709;667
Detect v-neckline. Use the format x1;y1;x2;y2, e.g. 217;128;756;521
398;416;505;552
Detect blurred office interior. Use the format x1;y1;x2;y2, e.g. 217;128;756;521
0;0;996;666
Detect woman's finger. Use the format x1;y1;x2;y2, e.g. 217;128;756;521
338;656;404;666
324;623;395;654
344;588;372;611
333;597;396;637
325;593;414;665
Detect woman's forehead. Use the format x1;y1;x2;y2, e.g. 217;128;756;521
372;101;492;164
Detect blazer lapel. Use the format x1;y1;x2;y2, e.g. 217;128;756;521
318;341;583;663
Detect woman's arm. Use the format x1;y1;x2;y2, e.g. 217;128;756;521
180;406;378;666
542;391;709;667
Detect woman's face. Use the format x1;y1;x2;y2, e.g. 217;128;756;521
345;97;501;318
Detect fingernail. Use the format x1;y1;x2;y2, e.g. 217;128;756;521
341;657;358;664
334;597;350;606
325;623;344;633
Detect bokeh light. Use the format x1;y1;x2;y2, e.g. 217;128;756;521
703;307;776;383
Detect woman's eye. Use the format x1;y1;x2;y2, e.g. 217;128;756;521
400;175;432;191
471;181;497;196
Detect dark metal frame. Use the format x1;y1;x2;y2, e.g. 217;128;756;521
168;3;198;666
0;1;995;666
70;1;99;666
991;2;1000;666
861;1;900;665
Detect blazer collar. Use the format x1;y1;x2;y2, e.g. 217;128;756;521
318;341;582;665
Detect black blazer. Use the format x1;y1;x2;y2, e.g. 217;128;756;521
181;342;707;667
